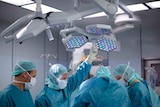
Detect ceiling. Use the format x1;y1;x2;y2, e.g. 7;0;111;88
0;0;160;25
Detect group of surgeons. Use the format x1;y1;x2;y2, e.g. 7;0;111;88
0;44;160;107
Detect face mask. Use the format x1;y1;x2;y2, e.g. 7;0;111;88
13;77;36;90
25;77;36;90
57;79;67;89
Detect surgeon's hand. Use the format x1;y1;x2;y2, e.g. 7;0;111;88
86;43;98;64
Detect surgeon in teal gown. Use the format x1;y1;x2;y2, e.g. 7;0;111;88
72;66;131;107
35;44;98;107
114;63;159;107
0;61;37;107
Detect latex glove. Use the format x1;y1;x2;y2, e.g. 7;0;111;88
86;43;98;64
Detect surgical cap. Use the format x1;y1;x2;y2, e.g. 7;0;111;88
113;64;135;81
47;64;68;83
95;66;111;78
12;61;36;76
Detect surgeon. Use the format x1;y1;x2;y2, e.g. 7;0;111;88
0;60;37;107
72;66;131;107
114;62;153;107
35;44;98;107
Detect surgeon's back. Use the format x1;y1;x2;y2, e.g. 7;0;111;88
73;77;131;107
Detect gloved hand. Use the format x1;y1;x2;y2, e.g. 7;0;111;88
86;43;98;64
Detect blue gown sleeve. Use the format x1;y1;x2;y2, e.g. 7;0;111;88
67;61;91;93
35;94;50;107
35;100;43;107
72;89;91;107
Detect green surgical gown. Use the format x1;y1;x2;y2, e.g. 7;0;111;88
0;84;34;107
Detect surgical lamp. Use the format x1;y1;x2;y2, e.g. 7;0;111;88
114;14;141;26
96;35;117;52
62;33;88;51
112;2;141;34
16;18;48;43
60;26;89;51
60;24;117;52
85;24;117;51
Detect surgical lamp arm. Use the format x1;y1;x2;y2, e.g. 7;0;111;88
0;12;36;37
35;0;42;12
45;27;54;41
119;1;134;18
92;0;118;16
60;26;91;38
79;8;102;18
46;7;102;26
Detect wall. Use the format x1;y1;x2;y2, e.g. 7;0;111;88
0;22;13;90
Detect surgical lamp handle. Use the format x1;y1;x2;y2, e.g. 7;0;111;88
46;27;54;41
91;39;97;49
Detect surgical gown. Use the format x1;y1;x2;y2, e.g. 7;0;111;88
35;61;91;107
0;84;34;107
128;80;152;107
72;77;131;107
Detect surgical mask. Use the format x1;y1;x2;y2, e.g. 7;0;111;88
57;79;67;89
25;76;36;90
13;77;36;90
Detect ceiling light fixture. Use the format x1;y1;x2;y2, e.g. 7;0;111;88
22;3;62;14
1;0;34;6
146;1;160;9
127;4;149;12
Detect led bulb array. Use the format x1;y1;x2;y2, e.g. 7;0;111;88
64;36;87;49
96;38;117;51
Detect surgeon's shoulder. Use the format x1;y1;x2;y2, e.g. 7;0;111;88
0;84;13;99
36;86;47;99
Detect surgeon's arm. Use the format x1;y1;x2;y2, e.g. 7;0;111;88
35;97;48;107
72;90;90;107
0;95;14;107
67;44;98;93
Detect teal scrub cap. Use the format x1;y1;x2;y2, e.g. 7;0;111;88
45;64;68;89
48;64;68;78
47;64;67;84
113;63;135;81
12;61;36;76
95;66;111;78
